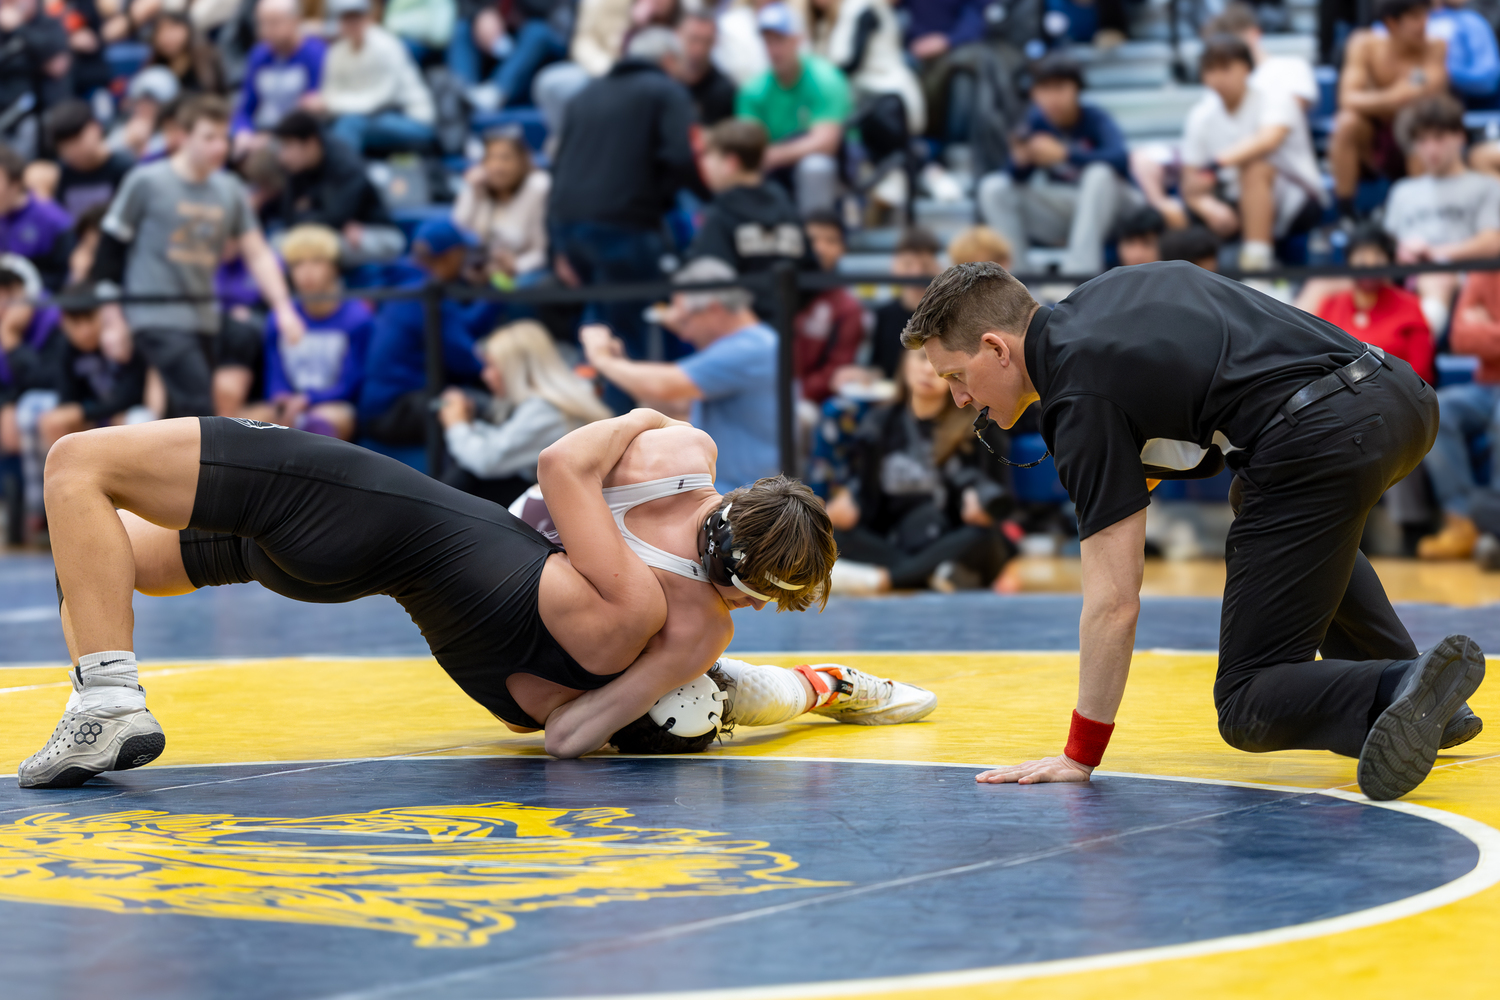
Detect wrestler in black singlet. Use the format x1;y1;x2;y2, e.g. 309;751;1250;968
178;416;618;727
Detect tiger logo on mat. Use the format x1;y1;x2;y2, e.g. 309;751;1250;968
0;802;842;946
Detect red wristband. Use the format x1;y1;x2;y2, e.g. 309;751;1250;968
1064;710;1114;768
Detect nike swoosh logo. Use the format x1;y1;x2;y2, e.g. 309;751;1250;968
97;659;129;668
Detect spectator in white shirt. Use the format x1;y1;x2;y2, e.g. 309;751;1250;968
305;0;436;156
1205;3;1319;112
1179;35;1327;271
452;130;551;289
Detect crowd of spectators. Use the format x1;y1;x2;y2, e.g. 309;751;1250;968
5;0;1500;581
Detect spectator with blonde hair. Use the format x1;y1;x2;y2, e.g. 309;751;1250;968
245;223;373;440
438;319;611;504
946;225;1012;267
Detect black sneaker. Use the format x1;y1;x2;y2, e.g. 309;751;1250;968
1358;635;1486;801
1441;703;1484;750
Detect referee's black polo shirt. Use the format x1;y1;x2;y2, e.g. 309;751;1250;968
1022;261;1368;539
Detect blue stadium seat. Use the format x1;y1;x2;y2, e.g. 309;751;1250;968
356;438;429;474
105;42;150;82
470;107;548;152
1010;434;1070;504
0;453;21;546
1314;66;1339;119
1437;354;1481;387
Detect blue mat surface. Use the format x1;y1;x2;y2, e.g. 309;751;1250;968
3;554;1498;663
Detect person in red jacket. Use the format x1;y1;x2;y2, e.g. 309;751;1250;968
794;209;866;403
1313;224;1436;384
1418;266;1500;559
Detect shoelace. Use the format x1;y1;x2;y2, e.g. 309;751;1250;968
824;669;892;711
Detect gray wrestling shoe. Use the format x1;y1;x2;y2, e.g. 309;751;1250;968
1358;635;1486;801
1441;703;1484;750
18;707;165;789
808;664;938;725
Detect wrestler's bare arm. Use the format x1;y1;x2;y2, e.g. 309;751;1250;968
602;423;719;488
535;410;690;672
542;577;734;758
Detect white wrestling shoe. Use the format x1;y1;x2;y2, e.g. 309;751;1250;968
808;664;937;726
18;707;165;789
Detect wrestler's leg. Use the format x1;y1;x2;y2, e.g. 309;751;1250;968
47;419;200;655
713;658;936;728
21;419;199;788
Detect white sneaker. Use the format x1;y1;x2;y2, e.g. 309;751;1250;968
18;707;165;789
808;664;937;726
829;560;886;596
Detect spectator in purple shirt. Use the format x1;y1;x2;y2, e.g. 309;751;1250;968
232;0;328;159
0;144;73;290
247;224;372;440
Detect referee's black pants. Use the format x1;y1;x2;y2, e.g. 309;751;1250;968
1216;360;1438;759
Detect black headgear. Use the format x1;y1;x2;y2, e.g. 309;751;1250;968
697;504;805;602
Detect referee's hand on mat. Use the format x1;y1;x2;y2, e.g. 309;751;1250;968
975;754;1093;785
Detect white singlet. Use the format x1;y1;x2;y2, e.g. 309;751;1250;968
602;474;715;584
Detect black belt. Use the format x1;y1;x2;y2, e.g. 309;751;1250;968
1262;345;1390;434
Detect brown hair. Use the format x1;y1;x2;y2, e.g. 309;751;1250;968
482;129;534;199
1203;2;1258;36
946;225;1013;268
900;261;1038;355
176;94;231;132
1199;34;1254;73
720;475;836;612
706;118;770;173
1397;93;1466;147
896;226;942;257
0;144;24;182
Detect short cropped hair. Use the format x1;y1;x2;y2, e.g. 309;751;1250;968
721;475;836;612
271;108;322;142
1030;53;1084;90
1397;93;1466;145
946;225;1013;267
1203;2;1258;36
706;117;769;172
1376;0;1430;22
1199;34;1255;73
59;282;102;318
281;224;341;265
0;144;25;182
895;226;943;257
1115;205;1166;242
802;206;844;236
1159;226;1221;264
45;99;96;146
176;94;231;132
1349;222;1397;261
900;261;1039;355
72;203;108;242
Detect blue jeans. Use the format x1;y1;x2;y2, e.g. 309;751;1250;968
445;22;481;85
552;221;664;413
329;113;435;156
494;21;567;105
1423;381;1500;516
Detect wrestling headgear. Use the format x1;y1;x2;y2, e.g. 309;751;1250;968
648;674;728;737
697;504;806;602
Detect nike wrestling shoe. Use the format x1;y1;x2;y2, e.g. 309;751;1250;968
18;707;165;789
807;664;938;726
1358;634;1486;801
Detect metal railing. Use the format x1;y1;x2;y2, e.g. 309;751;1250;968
57;255;1500;479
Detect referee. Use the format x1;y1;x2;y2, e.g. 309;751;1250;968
903;260;1486;800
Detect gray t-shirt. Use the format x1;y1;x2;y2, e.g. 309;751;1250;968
102;160;256;334
1384;170;1500;247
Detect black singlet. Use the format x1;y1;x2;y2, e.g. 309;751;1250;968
178;416;617;727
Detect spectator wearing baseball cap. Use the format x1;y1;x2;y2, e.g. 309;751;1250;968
735;2;852;215
357;219;502;445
